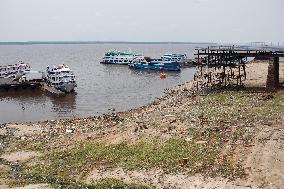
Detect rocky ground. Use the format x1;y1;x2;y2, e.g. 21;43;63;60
0;62;283;189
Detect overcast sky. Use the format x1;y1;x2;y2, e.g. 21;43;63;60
0;0;283;43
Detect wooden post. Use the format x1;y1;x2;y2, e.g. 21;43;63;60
266;57;279;89
274;57;280;86
197;49;200;64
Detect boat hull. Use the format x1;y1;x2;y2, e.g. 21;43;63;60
129;62;180;71
100;61;130;65
57;83;76;93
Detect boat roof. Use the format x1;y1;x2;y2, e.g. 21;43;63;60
162;53;186;56
0;62;30;68
47;64;72;72
105;50;137;56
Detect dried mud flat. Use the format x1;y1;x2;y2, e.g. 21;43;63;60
0;62;283;189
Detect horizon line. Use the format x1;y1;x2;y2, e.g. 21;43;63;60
0;41;217;45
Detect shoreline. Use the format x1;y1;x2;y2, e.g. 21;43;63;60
0;86;188;126
0;62;284;189
0;76;195;126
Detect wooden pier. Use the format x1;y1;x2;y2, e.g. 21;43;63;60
194;46;284;90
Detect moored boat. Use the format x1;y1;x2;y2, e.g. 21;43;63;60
0;61;31;80
161;53;187;62
46;64;76;93
100;50;139;65
128;56;181;71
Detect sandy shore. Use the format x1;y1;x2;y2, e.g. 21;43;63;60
0;62;283;189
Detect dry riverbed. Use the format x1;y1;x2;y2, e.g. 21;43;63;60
0;62;283;189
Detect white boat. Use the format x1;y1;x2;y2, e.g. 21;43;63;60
100;50;140;65
46;64;76;93
161;54;187;62
0;61;31;80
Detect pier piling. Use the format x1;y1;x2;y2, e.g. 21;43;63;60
266;57;280;89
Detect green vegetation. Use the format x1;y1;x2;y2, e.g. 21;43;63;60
185;91;284;127
22;137;244;188
25;139;217;177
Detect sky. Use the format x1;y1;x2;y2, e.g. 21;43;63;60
0;0;283;43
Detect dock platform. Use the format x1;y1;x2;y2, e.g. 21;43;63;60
0;78;66;96
0;78;42;91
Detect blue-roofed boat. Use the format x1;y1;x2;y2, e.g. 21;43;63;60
128;56;181;71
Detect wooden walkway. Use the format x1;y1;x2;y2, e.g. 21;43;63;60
195;47;284;58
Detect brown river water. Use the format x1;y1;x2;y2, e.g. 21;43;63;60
0;43;208;124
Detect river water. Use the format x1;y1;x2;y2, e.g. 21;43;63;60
0;43;207;124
